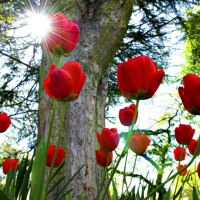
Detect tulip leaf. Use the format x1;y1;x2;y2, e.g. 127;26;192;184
193;187;200;200
163;188;171;200
111;178;119;200
140;154;160;171
0;188;9;200
30;139;47;200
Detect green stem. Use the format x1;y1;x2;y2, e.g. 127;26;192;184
124;154;137;195
95;165;108;200
173;144;184;199
121;151;129;194
45;102;67;199
101;99;139;200
46;101;57;148
144;136;200;200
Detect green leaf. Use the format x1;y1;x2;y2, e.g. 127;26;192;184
111;179;119;200
0;188;9;200
163;188;171;200
193;187;200;200
140;154;160;171
30;139;47;200
66;193;73;200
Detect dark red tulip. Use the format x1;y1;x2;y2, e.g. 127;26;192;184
0;112;11;133
197;162;200;179
174;146;186;161
96;128;119;152
178;74;200;115
42;12;80;55
44;61;86;101
187;139;200;155
129;133;151;154
117;56;165;100
177;164;188;176
119;104;138;126
95;149;113;167
2;158;19;174
174;124;195;145
46;145;66;167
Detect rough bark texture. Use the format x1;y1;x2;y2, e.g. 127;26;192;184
38;0;134;199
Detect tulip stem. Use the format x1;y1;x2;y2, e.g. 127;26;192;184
45;102;67;199
143;135;200;200
172;144;184;199
101;99;139;200
121;151;129;194
46;100;57;150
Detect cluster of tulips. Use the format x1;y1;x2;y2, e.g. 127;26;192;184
0;10;200;199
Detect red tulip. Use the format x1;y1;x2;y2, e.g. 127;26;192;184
174;146;186;161
177;164;188;176
197;162;200;179
128;133;151;154
178;74;200;115
0;112;11;133
2;158;19;174
96;128;119;152
46;145;66;167
117;56;165;100
174;124;195;145
95;149;113;167
42;12;80;55
119;104;138;126
44;61;86;101
187;139;200;155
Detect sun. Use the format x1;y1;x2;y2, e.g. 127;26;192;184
26;11;51;38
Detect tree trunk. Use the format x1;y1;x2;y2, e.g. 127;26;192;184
38;0;134;199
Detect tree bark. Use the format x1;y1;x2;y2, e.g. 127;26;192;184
38;0;134;199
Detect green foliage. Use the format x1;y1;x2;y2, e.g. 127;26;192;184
181;6;200;75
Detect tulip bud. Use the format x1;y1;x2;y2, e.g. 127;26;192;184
96;128;119;152
0;112;11;133
2;158;19;174
95;149;113;167
128;133;151;154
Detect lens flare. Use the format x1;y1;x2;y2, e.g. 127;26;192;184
26;11;50;38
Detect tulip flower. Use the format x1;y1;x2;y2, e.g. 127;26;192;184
2;158;19;174
46;145;66;167
44;61;86;101
96;128;119;152
119;104;138;126
129;133;151;154
0;112;11;133
197;162;200;179
117;55;165;100
174;146;186;161
178;74;200;115
176;164;188;176
187;139;200;155
42;12;80;55
174;124;195;145
95;149;113;167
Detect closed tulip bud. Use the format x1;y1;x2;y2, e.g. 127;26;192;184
0;112;11;133
44;61;86;101
42;12;80;55
178;74;200;115
119;104;138;126
187;139;200;155
117;56;165;100
2;158;19;174
96;128;119;152
129;133;151;154
95;149;113;167
177;164;188;176
46;145;66;167
174;124;195;145
174;146;186;161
